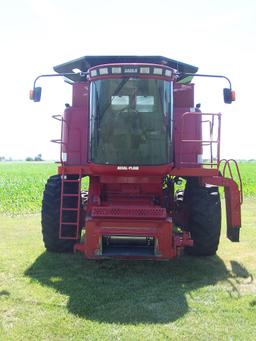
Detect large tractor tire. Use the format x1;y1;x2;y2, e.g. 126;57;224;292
41;175;82;253
184;179;221;256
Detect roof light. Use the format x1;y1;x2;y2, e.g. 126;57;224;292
165;69;172;77
72;68;81;73
89;65;174;79
140;67;150;74
112;67;122;74
99;68;108;75
153;68;163;75
90;69;97;77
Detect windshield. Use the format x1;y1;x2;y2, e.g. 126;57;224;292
89;77;173;165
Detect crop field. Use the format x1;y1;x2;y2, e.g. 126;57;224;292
0;161;255;215
0;161;255;340
0;162;89;215
0;162;56;214
223;162;256;197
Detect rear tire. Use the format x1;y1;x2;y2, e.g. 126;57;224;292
184;179;221;256
41;175;82;253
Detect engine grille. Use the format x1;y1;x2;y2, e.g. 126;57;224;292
91;206;166;219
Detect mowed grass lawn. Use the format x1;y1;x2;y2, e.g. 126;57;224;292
0;162;256;340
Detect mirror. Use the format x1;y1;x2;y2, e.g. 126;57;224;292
223;88;235;104
30;87;42;102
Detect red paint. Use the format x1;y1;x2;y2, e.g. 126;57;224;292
50;57;242;259
62;83;89;165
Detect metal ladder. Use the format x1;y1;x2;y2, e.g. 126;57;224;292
59;171;82;240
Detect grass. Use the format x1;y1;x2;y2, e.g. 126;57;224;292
0;161;255;339
0;198;256;340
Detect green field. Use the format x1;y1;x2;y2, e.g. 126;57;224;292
222;161;256;197
0;161;255;215
0;161;256;340
0;162;56;214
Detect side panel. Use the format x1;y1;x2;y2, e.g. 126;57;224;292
173;109;202;167
62;83;89;165
174;83;194;108
173;84;202;167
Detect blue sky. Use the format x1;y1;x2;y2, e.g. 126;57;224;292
0;0;255;160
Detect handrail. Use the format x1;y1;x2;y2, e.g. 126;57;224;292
179;112;221;168
218;159;243;204
51;139;64;144
51;113;82;165
51;114;66;164
52;114;64;122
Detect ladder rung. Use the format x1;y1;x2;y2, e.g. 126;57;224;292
60;236;78;240
63;179;80;183
63;193;79;197
61;222;78;226
62;208;79;211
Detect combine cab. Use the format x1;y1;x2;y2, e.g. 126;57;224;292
30;56;242;259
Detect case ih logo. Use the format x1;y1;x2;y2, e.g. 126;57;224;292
123;68;138;73
117;166;139;170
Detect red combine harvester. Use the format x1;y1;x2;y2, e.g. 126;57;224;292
30;56;242;259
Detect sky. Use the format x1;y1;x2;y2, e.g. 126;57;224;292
0;0;256;160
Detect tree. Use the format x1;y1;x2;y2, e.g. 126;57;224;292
34;154;43;161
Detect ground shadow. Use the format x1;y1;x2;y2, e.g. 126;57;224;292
24;252;249;324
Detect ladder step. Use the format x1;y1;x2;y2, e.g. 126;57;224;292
62;208;79;211
60;236;78;240
63;193;79;197
63;179;80;183
61;222;78;226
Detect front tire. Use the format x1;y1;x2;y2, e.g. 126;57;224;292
184;179;221;256
41;175;82;253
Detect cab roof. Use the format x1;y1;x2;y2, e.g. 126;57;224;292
53;55;198;82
